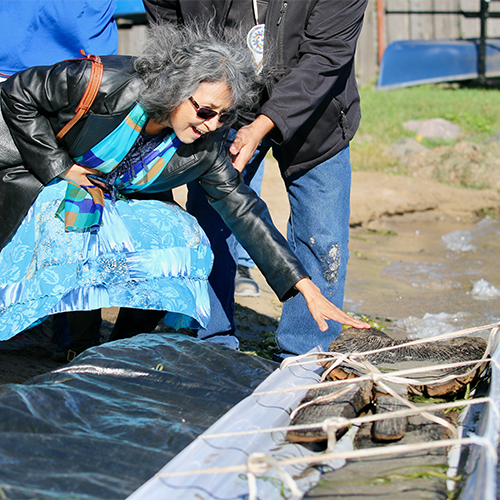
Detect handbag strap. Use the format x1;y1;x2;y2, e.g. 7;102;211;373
56;50;103;142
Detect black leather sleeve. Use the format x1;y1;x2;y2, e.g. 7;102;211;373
0;61;88;184
198;151;309;301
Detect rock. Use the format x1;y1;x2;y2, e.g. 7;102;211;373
485;131;500;144
403;118;462;141
404;140;500;191
387;138;428;159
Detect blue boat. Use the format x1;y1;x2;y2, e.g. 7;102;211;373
377;38;500;90
114;0;147;23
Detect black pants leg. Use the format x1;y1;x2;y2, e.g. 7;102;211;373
109;308;165;342
67;309;102;354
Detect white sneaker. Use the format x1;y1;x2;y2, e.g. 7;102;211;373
235;265;260;297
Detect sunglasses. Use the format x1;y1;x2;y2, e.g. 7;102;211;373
188;96;236;124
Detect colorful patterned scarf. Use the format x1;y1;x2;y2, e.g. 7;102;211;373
56;103;180;232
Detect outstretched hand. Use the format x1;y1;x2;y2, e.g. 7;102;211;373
294;278;371;332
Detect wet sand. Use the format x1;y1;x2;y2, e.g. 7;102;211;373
237;158;500;338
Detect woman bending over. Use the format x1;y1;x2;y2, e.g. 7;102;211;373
0;24;369;361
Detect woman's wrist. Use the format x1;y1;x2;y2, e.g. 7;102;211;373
293;277;317;297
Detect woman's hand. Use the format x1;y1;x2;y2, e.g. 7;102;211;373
59;164;105;189
294;278;371;332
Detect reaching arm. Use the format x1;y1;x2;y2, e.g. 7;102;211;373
198;152;370;332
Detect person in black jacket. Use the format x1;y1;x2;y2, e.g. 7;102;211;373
0;24;368;361
143;0;369;356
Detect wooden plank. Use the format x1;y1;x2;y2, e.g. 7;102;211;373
305;412;455;500
386;0;410;42
325;328;488;398
118;25;147;56
490;0;500;37
433;0;460;39
356;0;378;86
286;380;373;444
409;0;434;39
488;18;500;38
372;382;409;442
460;0;481;38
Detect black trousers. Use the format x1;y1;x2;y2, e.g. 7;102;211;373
66;310;102;353
109;308;166;342
66;308;165;353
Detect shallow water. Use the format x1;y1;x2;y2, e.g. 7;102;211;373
345;215;500;341
344;215;500;500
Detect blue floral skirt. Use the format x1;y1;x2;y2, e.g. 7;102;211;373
0;180;213;340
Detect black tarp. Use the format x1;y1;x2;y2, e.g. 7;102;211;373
0;333;277;499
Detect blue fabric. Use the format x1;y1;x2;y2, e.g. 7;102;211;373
0;180;213;341
0;0;118;75
276;146;351;353
185;133;270;338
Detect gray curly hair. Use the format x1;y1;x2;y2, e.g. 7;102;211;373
135;23;260;124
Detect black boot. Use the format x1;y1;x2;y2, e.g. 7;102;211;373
109;308;165;342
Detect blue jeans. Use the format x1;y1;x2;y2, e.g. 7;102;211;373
276;146;351;353
185;130;269;347
236;157;265;268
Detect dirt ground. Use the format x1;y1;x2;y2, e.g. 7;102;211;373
1;156;499;385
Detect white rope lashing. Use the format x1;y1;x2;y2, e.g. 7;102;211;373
155;322;500;499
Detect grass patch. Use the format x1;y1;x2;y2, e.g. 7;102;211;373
351;84;500;185
240;329;279;360
356;84;500;143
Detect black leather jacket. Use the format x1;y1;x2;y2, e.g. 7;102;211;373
0;55;307;301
